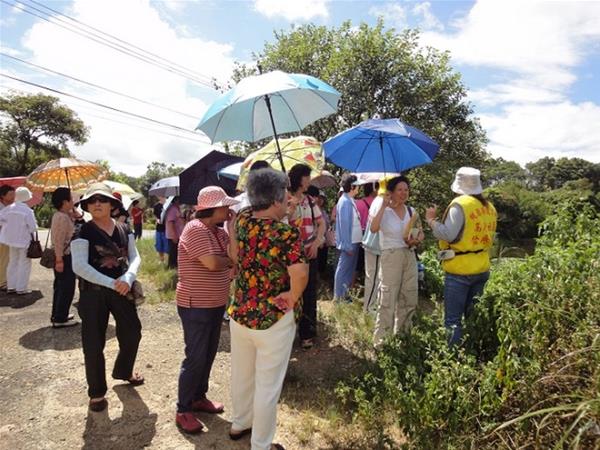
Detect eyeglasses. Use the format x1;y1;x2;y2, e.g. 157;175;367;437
88;196;111;204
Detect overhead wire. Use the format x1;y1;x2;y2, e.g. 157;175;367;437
0;52;200;120
1;0;216;88
1;72;211;141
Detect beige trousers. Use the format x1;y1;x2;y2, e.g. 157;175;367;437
363;250;380;314
0;243;9;288
373;247;418;347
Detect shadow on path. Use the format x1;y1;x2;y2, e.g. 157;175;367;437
0;290;43;309
20;324;116;351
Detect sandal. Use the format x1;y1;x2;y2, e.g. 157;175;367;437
89;398;108;412
229;427;252;440
271;444;285;450
301;339;313;350
127;372;145;386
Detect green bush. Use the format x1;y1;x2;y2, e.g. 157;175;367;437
337;200;600;449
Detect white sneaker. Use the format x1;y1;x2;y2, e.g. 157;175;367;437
52;318;78;328
16;290;32;295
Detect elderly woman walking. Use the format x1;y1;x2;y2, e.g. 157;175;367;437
50;187;78;327
71;183;144;412
174;186;239;434
370;176;424;347
0;187;37;295
229;168;309;450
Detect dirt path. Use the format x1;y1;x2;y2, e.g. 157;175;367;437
0;262;362;450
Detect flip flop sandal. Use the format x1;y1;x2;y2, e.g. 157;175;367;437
127;373;145;386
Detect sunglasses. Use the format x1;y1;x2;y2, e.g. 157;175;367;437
87;195;111;204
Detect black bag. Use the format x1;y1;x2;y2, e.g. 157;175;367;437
26;232;43;259
39;231;55;269
90;222;145;306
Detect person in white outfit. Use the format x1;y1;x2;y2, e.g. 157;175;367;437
228;168;309;450
0;187;37;294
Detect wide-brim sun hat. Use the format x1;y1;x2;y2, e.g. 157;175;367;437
15;186;33;203
196;186;239;211
78;182;122;211
451;167;483;195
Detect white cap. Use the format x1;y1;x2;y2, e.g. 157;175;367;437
15;186;33;203
451;167;483;195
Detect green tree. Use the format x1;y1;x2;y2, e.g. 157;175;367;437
525;156;599;191
138;161;183;198
0;92;89;176
483;157;528;187
220;20;488;207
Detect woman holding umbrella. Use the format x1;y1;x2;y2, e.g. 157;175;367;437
71;183;144;412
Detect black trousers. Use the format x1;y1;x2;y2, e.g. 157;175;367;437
299;259;319;340
168;239;178;269
317;246;329;276
177;305;225;413
79;286;142;398
51;254;76;323
133;223;143;240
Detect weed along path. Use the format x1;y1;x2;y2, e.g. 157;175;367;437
0;260;369;449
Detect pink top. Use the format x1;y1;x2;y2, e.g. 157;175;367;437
356;196;374;231
165;204;185;240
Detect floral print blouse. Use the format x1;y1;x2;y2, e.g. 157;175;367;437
228;208;307;330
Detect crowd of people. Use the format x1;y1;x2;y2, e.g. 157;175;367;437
0;164;497;450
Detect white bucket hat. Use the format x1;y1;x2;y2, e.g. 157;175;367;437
15;186;33;203
451;167;483;195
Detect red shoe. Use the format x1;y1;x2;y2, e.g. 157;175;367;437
176;412;204;434
191;397;224;414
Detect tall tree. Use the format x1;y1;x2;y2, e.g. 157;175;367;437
220;20;488;207
0;92;89;176
483;157;528;187
526;156;599;191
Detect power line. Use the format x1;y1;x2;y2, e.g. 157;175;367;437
1;0;216;88
26;0;216;86
0;72;211;140
1;52;199;120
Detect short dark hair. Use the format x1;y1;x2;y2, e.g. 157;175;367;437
363;183;374;197
387;176;410;193
341;173;358;193
288;164;311;192
132;200;139;207
195;207;216;218
250;160;270;171
0;185;16;198
51;187;71;210
306;185;320;198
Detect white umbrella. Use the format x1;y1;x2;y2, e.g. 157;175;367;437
149;176;179;197
353;172;401;185
217;162;243;180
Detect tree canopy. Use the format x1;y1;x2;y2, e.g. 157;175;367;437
0;92;89;176
222;20;488;206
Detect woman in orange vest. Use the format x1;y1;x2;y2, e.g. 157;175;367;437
425;167;497;346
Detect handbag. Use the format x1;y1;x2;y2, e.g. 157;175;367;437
26;232;43;259
361;218;381;255
40;231;56;269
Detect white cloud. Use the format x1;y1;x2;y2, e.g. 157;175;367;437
480;101;600;165
419;1;600;165
412;2;443;31
369;3;407;30
254;0;329;21
13;0;236;175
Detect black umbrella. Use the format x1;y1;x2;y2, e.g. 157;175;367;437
178;150;244;205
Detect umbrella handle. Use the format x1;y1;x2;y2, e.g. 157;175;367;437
65;168;71;189
264;94;286;173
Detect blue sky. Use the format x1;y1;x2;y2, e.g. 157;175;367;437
1;0;599;175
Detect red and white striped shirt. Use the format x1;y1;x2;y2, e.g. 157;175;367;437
176;220;230;309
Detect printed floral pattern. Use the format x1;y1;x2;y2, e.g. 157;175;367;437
228;209;307;330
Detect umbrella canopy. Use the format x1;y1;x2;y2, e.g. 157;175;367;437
217;162;243;181
104;180;137;196
196;70;340;171
26;157;108;192
149;176;179;197
178;150;244;204
311;170;337;189
236;136;324;190
0;176;43;207
324;118;440;173
353;172;401;185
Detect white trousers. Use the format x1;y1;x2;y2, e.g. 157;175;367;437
7;246;31;292
230;311;296;450
0;243;9;287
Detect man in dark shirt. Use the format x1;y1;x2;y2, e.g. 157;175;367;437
153;197;168;264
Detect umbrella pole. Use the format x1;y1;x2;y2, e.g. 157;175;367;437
379;135;387;178
264;94;286;173
65;168;71;189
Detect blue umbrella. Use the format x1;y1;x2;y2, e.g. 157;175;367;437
324;118;440;173
196;70;341;171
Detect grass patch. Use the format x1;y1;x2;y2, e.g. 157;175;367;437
136;238;176;304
